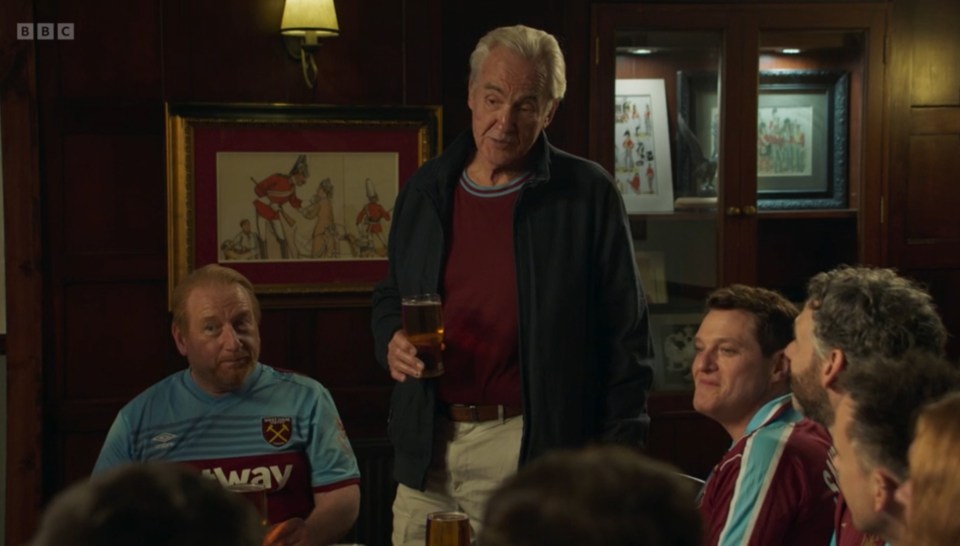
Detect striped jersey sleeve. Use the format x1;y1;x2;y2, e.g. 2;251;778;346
699;397;836;546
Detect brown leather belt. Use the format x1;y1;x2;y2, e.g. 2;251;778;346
441;404;522;422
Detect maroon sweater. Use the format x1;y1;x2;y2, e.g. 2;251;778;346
437;171;530;409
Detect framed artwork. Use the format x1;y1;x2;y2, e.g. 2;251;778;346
614;79;675;213
650;312;703;391
676;69;849;210
166;102;441;298
757;70;849;209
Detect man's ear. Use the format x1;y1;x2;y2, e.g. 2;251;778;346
770;350;790;383
171;322;188;357
873;467;903;515
821;349;847;390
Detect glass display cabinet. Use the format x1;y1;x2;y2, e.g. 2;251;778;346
589;2;888;475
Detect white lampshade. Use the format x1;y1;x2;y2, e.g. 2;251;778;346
281;0;340;38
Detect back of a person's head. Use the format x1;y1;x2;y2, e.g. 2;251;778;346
805;265;946;361
30;462;264;546
902;391;960;546
838;351;960;481
479;445;702;546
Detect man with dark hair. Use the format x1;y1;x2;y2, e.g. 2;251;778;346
479;445;702;546
31;462;264;546
829;351;960;545
785;265;948;546
694;285;834;545
787;265;947;428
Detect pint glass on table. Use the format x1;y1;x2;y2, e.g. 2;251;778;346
425;511;470;546
224;483;269;527
401;294;444;378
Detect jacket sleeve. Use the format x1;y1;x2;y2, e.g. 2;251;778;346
595;180;654;446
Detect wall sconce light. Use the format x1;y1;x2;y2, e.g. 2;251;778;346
281;0;340;89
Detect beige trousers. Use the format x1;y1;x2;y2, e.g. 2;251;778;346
391;415;523;546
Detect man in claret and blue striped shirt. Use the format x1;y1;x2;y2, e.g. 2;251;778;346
693;285;835;546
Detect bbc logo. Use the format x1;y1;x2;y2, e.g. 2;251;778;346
17;23;74;40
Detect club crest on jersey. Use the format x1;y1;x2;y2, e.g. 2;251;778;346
262;417;293;447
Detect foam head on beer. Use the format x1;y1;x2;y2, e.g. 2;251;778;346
401;294;445;378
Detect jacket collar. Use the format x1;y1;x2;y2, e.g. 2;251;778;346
424;128;553;205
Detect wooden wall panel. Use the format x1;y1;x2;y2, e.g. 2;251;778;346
52;0;163;98
886;0;960;357
905;268;960;358
162;0;410;103
908;0;960;106
61;134;166;254
60;433;110;491
61;283;176;399
905;134;960;241
1;0;46;540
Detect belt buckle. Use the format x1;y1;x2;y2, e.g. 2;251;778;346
467;405;480;422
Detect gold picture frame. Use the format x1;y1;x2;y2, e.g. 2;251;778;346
166;102;441;302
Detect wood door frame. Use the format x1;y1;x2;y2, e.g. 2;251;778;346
1;0;45;544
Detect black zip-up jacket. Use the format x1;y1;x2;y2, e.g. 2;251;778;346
371;129;653;490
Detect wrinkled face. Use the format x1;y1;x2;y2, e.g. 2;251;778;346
173;283;261;396
692;309;778;435
785;305;834;427
468;46;556;175
829;397;882;535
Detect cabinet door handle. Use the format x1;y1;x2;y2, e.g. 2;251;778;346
725;206;742;217
742;205;757;216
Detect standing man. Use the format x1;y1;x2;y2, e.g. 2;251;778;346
94;264;361;546
371;24;652;545
785;265;948;546
829;351;960;546
693;285;834;546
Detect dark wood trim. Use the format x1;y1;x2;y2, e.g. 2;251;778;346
1;0;45;543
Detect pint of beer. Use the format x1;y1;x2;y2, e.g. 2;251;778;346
425;511;470;546
224;483;269;526
402;294;444;378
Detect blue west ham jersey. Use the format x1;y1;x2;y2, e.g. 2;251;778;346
93;363;360;523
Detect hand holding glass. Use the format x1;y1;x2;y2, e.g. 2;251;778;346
401;294;444;378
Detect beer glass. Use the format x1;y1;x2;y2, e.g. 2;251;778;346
425;511;470;546
224;483;269;526
401;293;444;378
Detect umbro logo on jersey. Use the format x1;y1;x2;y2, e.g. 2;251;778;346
152;432;177;443
262;417;292;447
